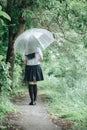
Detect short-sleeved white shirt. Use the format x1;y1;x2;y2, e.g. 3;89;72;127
22;48;43;65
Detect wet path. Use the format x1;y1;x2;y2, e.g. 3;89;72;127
13;91;61;130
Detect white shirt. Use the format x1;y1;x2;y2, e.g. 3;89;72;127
22;48;43;65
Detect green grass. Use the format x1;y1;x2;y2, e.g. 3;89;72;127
0;95;16;128
38;75;87;130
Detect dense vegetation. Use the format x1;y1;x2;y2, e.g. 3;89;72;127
0;0;87;130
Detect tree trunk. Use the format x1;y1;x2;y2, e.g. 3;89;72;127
6;0;26;88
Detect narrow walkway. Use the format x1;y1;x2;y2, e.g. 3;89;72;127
13;91;61;130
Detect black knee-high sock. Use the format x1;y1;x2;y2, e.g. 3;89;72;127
33;84;37;101
28;84;34;102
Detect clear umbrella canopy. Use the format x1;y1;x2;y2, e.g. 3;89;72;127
14;28;54;55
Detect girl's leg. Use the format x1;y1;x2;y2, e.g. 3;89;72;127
28;83;34;105
28;82;37;105
33;84;37;103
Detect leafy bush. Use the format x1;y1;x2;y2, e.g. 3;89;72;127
39;38;87;130
0;95;15;127
10;54;25;94
0;55;12;93
12;62;24;94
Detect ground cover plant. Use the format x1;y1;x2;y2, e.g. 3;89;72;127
39;39;87;130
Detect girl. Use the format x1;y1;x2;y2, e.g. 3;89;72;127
23;48;44;105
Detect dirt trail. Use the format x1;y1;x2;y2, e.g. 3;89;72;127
11;90;62;130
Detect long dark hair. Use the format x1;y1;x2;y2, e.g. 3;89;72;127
25;53;35;60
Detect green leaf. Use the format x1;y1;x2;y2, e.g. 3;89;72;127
0;5;2;10
0;55;3;61
0;19;4;25
0;11;11;21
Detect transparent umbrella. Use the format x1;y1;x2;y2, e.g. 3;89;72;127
14;28;54;55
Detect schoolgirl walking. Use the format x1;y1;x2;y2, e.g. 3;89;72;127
23;47;44;105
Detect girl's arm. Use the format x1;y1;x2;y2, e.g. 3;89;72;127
39;54;43;61
22;53;27;65
23;60;27;65
38;48;43;61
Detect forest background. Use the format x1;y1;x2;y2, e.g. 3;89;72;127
0;0;87;130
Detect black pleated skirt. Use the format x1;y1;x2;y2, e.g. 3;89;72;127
24;65;44;82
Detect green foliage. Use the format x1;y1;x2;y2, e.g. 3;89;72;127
0;4;14;128
0;56;12;93
0;95;15;127
11;54;25;94
0;95;15;114
25;0;87;47
0;5;11;25
39;37;87;130
0;5;11;21
13;63;23;94
0;1;87;130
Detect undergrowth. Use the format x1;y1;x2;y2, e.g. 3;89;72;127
39;75;87;130
38;43;87;130
0;95;16;129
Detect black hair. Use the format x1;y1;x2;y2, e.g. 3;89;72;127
26;53;35;60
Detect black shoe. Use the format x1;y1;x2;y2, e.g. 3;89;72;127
29;101;33;105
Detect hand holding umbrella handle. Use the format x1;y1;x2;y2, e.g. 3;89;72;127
23;60;27;65
39;55;43;61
